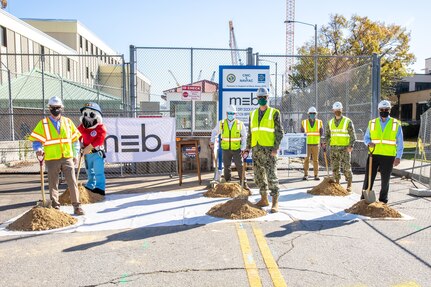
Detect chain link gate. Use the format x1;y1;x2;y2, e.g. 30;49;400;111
130;46;251;177
411;108;431;189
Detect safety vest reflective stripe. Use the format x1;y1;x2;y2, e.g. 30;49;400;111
258;127;275;132
44;139;72;146
371;139;396;145
369;118;399;156
221;138;241;142
331;133;350;137
42;118;52;140
250;107;277;147
30;132;46;143
307;132;320;136
329;117;351;146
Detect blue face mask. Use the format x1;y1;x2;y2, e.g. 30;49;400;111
227;114;235;121
309;114;316;119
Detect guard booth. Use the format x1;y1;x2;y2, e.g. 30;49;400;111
162;80;219;172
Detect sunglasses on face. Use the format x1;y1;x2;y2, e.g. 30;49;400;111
227;112;235;115
257;96;267;99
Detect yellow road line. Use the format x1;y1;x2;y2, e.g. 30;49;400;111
392;282;421;287
235;223;262;287
252;224;288;287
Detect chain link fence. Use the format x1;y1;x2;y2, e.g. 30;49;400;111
0;48;380;177
411;108;431;188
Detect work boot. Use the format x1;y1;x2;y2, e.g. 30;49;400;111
335;178;340;184
270;194;279;213
243;182;251;191
302;176;308;181
314;176;320;181
346;179;352;193
73;204;85;216
256;192;269;207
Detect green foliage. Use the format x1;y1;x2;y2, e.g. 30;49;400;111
295;14;415;97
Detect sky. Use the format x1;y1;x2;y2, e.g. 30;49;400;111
6;0;429;73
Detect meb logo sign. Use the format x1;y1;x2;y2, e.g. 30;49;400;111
104;118;176;163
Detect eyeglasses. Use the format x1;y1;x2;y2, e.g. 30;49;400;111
50;106;62;109
309;113;316;115
379;109;390;112
227;112;235;115
257;96;267;99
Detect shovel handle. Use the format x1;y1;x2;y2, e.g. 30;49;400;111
37;154;44;166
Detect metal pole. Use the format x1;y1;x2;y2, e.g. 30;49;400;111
247;47;253;65
121;55;127;112
371;53;379;119
190;48;194;136
275;62;278;108
314;24;318;109
7;69;14;141
129;45;136;117
41;54;45;116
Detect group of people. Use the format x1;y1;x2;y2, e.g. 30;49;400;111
29;96;107;215
211;87;404;213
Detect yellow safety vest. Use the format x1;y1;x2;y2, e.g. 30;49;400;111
329;117;351;147
302;119;322;145
250;107;278;147
28;116;80;161
220;119;242;150
369;117;400;156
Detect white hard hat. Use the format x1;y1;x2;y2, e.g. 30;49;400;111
226;105;237;113
308;106;317;114
378;100;392;109
332;101;343;110
256;87;269;97
47;96;63;107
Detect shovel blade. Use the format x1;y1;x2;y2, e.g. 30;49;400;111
362;189;377;204
36;199;52;208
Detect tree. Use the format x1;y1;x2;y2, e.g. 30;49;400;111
292;14;415;98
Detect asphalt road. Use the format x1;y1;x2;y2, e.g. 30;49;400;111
0;171;430;287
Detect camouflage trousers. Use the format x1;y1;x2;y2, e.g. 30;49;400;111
252;146;279;196
330;146;352;183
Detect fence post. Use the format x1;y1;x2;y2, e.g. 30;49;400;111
255;53;259;65
247;47;253;65
7;68;14;141
129;45;136;117
121;55;127;113
371;53;380;118
190;47;194;136
41;54;45;116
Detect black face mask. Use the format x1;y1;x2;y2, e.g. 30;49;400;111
380;111;390;118
50;108;62;117
82;111;98;128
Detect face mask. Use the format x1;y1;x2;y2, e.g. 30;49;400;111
227;114;235;121
258;98;267;106
334;111;342;117
50;108;62;117
309;114;316;120
380;111;390;118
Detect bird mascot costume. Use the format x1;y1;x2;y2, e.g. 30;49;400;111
78;102;107;195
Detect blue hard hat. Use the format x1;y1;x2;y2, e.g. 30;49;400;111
80;102;103;116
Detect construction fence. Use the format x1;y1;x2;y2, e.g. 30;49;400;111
411;108;431;189
0;47;381;177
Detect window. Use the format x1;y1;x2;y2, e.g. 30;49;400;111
41;45;45;55
0;26;7;47
395;81;409;94
170;101;192;130
86;67;89;79
401;104;413;121
85;39;88;52
67;58;71;72
195;101;217;131
79;35;82;48
416;103;429;120
91;43;93;54
415;82;431;91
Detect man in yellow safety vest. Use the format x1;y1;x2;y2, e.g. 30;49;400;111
28;96;84;215
323;101;356;192
301;106;324;181
362;100;404;203
210;104;248;189
243;87;284;213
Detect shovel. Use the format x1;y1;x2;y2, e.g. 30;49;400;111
239;156;251;198
209;146;221;188
322;145;335;184
36;154;52;208
362;147;377;203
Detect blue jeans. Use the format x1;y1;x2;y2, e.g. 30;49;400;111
84;152;106;191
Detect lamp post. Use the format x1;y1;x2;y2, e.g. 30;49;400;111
285;20;318;108
260;59;278;107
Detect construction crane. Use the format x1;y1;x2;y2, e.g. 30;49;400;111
197;69;202;81
210;71;216;82
229;20;242;65
285;0;295;87
168;69;180;87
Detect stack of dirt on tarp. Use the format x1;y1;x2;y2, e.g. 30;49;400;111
59;183;104;205
345;200;402;218
204;183;250;198
308;178;349;196
7;207;77;231
207;198;266;219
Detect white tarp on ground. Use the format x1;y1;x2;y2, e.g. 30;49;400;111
0;188;412;236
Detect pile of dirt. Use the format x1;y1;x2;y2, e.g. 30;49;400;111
204;183;250;198
308;177;349;196
345;200;402;218
207;198;266;219
59;183;104;205
7;206;77;231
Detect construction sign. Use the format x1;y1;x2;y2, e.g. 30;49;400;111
181;85;202;100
